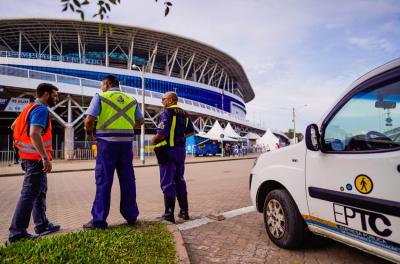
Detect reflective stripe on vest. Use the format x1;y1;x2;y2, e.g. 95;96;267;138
169;115;177;147
96;91;137;141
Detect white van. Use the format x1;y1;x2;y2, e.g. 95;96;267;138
250;59;400;263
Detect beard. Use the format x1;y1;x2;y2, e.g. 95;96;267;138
47;97;57;107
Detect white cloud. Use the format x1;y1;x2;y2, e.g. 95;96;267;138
348;37;395;52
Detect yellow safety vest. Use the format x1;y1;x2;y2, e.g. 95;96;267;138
95;90;137;141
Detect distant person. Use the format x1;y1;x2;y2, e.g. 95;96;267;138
151;92;195;223
8;83;60;243
83;75;144;229
13;143;19;164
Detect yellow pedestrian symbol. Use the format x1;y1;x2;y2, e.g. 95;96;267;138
354;175;373;194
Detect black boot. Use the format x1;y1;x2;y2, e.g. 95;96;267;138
177;193;189;220
161;195;176;223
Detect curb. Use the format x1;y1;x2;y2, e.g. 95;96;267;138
0;156;257;177
167;224;191;264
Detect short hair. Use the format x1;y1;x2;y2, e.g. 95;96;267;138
36;83;58;97
103;75;120;87
166;91;178;104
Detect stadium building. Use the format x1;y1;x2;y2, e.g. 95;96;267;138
0;18;264;159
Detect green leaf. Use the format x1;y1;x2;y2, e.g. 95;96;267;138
109;0;117;4
164;1;172;6
105;2;110;11
73;0;81;7
77;9;85;20
61;0;69;2
69;3;75;11
62;3;68;11
164;6;170;16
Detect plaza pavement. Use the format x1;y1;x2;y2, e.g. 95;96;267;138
0;158;388;263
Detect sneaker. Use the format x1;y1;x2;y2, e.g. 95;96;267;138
35;223;60;236
83;221;107;230
7;233;37;244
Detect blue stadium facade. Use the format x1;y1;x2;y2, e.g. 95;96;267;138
0;18;263;157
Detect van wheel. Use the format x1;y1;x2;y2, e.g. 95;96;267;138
263;189;306;248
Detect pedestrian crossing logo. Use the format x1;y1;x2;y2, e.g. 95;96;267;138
354;174;373;194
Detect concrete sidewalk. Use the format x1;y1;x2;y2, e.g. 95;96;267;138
0;154;259;177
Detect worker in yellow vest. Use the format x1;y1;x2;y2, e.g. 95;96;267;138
83;75;144;229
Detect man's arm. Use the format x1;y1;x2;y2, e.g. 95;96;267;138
151;134;166;145
30;125;52;173
10;120;16;131
184;115;195;138
134;118;144;129
84;115;96;141
184;131;195;138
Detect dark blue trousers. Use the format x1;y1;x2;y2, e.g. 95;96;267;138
91;140;139;228
159;146;187;197
9;159;49;239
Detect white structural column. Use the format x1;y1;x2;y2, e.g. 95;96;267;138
77;32;82;63
18;31;22;58
48;95;86;160
49;31;52;60
105;28;109;67
184;53;195;80
127;35;135;69
64;95;74;160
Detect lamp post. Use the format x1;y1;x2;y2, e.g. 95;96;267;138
280;104;307;144
132;64;146;165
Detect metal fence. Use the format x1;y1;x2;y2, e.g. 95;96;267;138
0;151;15;166
0;149;97;166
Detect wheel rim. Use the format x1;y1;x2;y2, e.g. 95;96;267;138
266;199;286;239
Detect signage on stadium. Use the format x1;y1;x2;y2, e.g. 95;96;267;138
0;97;30;112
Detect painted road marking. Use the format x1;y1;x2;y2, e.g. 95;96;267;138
177;206;256;231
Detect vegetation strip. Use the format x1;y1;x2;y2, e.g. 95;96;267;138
0;221;177;264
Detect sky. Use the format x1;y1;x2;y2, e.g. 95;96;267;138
1;0;399;133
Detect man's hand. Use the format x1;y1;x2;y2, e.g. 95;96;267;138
151;134;165;145
42;159;52;173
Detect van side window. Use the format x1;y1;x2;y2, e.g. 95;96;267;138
323;79;400;152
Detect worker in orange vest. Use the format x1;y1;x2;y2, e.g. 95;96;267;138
8;83;60;243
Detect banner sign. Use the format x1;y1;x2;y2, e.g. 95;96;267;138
0;97;31;112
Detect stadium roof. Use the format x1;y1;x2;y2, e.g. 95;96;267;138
0;18;255;102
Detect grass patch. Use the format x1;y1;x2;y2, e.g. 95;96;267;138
0;221;176;264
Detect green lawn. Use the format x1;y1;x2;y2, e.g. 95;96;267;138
0;221;176;264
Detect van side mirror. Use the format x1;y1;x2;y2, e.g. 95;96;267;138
305;124;321;151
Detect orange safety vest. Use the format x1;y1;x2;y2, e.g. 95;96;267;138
13;102;53;160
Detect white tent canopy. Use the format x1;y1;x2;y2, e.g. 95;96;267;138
202;120;237;141
257;129;280;149
223;123;242;139
245;132;260;140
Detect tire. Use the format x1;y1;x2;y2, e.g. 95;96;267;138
263;189;306;248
